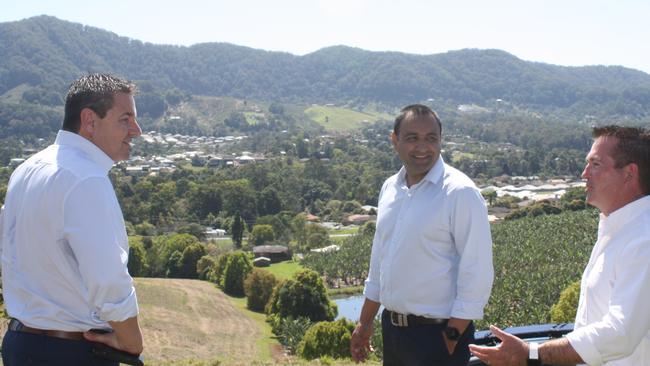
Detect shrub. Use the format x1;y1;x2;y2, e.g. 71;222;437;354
297;318;355;360
266;269;337;322
550;280;581;323
196;255;217;280
248;224;275;247
275;316;313;354
244;269;278;312
127;238;149;277
221;251;253;296
177;243;207;279
210;253;231;284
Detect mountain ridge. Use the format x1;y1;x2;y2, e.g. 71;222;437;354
1;15;650;117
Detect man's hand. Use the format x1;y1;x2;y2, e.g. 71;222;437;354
84;316;143;355
443;318;470;355
443;335;458;355
468;325;528;366
350;321;374;363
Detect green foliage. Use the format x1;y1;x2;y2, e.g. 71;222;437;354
248;224;275;247
127;237;149;277
244;269;278;312
146;233;200;277
176;243;207;279
266;269;337;322
297;318;355;360
177;223;207;241
481;210;598;328
196;255;217;280
492;194;522;209
302;230;373;287
504;200;563;220
220;251;253;297
272;316;313;355
230;212;244;249
165;250;183;278
550;280;581;323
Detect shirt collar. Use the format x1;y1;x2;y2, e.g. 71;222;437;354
54;130;115;173
598;195;650;238
397;156;446;188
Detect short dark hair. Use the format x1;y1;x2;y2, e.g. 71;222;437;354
394;104;442;136
62;74;136;133
593;125;650;195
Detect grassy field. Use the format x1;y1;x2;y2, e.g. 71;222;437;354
134;277;375;365
135;278;262;365
264;260;304;280
304;105;391;132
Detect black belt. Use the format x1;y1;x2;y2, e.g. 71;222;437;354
8;318;85;341
385;310;448;327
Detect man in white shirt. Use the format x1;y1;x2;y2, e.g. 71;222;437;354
470;125;650;366
1;74;144;365
350;104;494;365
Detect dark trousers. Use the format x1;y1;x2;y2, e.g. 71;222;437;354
381;310;475;366
2;330;118;366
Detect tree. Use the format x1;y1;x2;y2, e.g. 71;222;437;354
257;186;282;216
266;269;337;322
221;251;253;297
249;224;276;247
177;223;207;240
165;250;183;278
188;185;222;221
481;189;497;206
231;212;244;249
196;255;217;280
127;238;149;277
177;244;207;279
244;269;278;312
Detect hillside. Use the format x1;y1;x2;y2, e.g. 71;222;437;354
2;15;650;120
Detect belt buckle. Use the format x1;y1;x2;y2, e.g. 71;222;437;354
390;312;408;327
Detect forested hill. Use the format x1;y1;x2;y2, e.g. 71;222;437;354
2;15;650;117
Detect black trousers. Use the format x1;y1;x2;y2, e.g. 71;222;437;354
1;330;118;366
381;310;475;366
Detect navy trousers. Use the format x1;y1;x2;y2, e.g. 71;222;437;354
2;330;118;366
381;310;475;366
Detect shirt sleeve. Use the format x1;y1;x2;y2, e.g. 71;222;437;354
63;177;138;322
363;180;388;302
449;187;494;319
566;236;650;366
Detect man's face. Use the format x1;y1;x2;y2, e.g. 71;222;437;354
89;92;141;162
581;136;628;215
391;115;441;186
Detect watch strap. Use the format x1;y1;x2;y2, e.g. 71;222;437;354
527;342;541;366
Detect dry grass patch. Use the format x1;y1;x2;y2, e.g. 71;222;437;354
136;278;261;364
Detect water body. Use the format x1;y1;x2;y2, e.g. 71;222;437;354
334;294;365;321
334;294;385;321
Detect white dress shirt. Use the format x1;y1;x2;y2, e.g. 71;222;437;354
566;195;650;366
364;157;493;320
1;130;138;331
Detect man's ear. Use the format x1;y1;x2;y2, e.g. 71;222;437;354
624;163;639;182
390;132;398;148
79;108;95;137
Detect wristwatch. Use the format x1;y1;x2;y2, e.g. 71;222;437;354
443;326;461;341
527;342;541;366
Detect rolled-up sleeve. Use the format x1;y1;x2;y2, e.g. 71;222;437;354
450;187;494;319
566;237;650;366
364;181;388;303
63;177;138;322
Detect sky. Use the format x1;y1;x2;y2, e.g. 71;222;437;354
2;0;650;74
